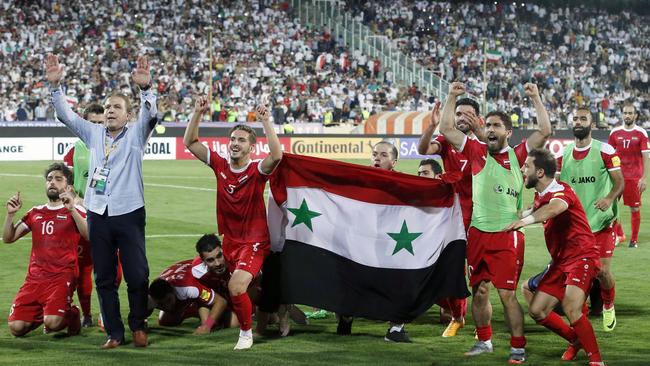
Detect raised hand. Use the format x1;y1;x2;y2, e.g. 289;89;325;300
448;82;466;97
44;54;64;87
430;101;441;129
460;110;483;132
6;192;22;214
131;55;151;88
194;95;210;115
256;105;270;123
524;83;540;98
60;186;77;212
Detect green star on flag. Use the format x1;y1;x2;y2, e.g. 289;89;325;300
387;220;422;256
287;198;322;232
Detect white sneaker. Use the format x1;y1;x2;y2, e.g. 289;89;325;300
233;334;253;350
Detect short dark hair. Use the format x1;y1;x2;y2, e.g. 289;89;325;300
229;124;257;144
419;159;442;175
485;111;512;130
83;103;104;119
456;98;480;116
44;162;73;185
149;278;174;300
374;141;398;160
195;234;222;255
528;149;556;178
575;106;592;120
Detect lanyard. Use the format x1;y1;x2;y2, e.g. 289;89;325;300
103;130;124;167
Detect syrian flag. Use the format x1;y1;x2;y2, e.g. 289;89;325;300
268;154;469;322
486;49;502;63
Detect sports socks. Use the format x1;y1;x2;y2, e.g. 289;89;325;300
572;314;602;363
231;293;253;331
601;286;616;310
537;312;577;343
631;211;641;242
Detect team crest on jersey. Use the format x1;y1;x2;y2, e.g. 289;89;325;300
56;214;67;220
200;289;211;302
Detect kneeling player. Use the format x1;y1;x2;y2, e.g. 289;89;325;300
148;260;236;334
506;149;605;365
3;163;86;337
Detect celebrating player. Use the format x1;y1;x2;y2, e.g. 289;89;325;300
3;163;87;337
506;149;606;366
148;260;233;333
557;107;624;332
183;96;282;349
608;102;649;248
439;81;552;363
417;98;481;337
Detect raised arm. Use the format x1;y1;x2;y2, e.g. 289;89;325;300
417;101;442;155
439;82;469;151
3;192;29;244
131;55;159;143
258;105;283;174
523;83;552;149
45;54;94;144
183;96;210;164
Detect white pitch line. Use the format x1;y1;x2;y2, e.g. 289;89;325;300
11;233;209;241
144;182;214;192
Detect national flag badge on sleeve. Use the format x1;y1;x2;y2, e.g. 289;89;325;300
200;289;211;302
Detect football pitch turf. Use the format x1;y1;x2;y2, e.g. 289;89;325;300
0;159;648;366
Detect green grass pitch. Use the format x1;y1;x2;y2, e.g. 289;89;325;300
0;159;648;365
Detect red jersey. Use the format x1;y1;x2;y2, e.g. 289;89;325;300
191;256;230;301
433;135;473;227
533;180;599;266
208;151;270;242
556;141;620;173
159;260;216;307
63;145;74;167
608;125;650;180
18;204;86;280
460;136;529;175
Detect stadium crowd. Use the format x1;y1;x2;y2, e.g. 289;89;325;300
347;0;650;128
0;0;426;125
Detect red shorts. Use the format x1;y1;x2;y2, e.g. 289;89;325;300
594;225;616;258
8;274;75;323
222;238;270;277
622;179;642;207
467;227;525;290
537;257;600;301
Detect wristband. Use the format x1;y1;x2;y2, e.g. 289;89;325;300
521;208;533;217
203;317;216;329
521;215;535;226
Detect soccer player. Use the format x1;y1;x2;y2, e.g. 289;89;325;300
608;102;649;248
505;149;606;366
417;98;481;337
439;81;552;363
62;103;122;328
183;96;282;349
47;53;158;349
148;260;233;334
557;107;624;332
3;163;87;337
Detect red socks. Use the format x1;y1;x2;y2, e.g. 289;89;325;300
450;298;467;319
631;211;641;242
537;312;577;343
511;335;526;348
77;265;93;317
231;293;253;331
615;221;624;237
476;325;492;341
572;314;602;362
601;286;616;310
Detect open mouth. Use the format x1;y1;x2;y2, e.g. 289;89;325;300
373;163;381;168
487;135;498;143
